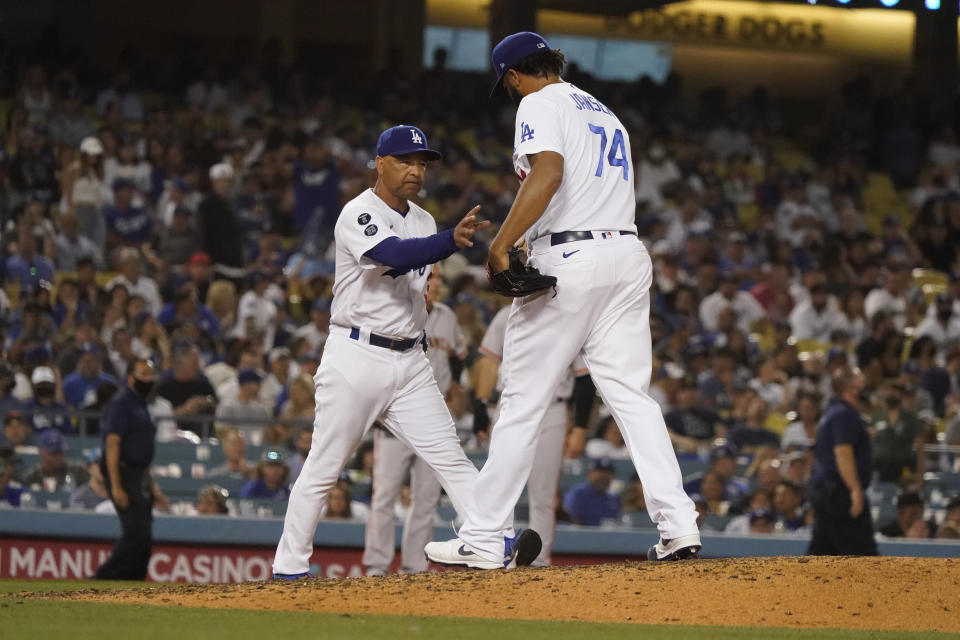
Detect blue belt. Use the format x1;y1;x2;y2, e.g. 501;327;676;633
550;230;637;246
349;327;423;352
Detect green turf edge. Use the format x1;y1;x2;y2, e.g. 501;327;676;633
1;595;957;640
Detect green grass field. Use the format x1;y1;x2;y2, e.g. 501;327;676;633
3;580;958;640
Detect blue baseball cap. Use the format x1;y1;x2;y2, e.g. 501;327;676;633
375;125;441;161
38;429;66;454
237;368;262;385
490;31;552;97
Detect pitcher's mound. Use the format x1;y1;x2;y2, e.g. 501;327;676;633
61;556;959;632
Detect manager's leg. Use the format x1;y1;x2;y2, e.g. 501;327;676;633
273;339;390;575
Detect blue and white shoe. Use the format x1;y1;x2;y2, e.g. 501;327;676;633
505;529;542;568
647;534;702;561
425;529;542;570
272;571;312;580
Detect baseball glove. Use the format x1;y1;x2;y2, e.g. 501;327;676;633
487;248;557;298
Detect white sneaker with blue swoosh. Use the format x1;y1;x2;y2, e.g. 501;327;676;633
425;529;542;569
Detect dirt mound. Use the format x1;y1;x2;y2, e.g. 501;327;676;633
50;557;959;632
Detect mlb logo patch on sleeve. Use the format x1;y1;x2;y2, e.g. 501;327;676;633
364;224;379;237
358;213;371;225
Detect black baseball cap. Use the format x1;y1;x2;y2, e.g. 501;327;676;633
376;125;441;161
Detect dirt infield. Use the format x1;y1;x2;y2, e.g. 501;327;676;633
54;557;959;632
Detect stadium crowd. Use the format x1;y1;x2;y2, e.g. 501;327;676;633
0;41;959;546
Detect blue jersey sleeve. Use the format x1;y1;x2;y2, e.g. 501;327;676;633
364;229;458;272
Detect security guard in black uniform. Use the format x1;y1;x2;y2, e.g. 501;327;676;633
94;358;169;579
808;365;878;556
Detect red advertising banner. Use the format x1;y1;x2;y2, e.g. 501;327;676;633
0;538;628;583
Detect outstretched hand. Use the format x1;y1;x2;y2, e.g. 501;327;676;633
453;206;490;248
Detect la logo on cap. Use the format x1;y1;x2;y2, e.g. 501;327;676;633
537;42;545;48
410;129;423;144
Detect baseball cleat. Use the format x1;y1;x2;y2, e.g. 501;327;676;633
424;538;510;569
647;534;702;561
505;529;542;568
425;529;542;569
272;571;312;580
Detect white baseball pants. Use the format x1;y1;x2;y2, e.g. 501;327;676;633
362;429;443;574
272;332;478;575
458;234;699;560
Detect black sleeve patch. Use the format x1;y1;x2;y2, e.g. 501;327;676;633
357;213;371;225
364;224;378;237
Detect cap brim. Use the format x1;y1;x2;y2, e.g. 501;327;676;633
382;148;443;161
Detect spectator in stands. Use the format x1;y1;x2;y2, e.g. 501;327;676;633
261;346;293;413
53;211;102;271
864;259;911;331
748;357;788;410
0;362;22;416
620;478;646;514
772;480;807;532
585;416;630;460
808;366;877;556
724;489;773;534
286;427;312;483
277;374;315;428
915;294;960;356
75;255;108;309
789;282;844;344
195;484;229;515
692;470;730;516
0;453;23;507
684;443;748;500
156;205;201;267
699;271;765;335
239;447;291;500
25;366;71;434
748;508;776;534
728;396;780;453
781;449;812;487
205;429;253;480
154;341;217;435
10;126;58;203
105;178;154;250
562;458;621;526
235;271;277;353
6;205;55;290
215;368;271;437
293;297;331;354
106;247;162;314
1;412;31;449
871;381;929;483
781;392;821;451
936;495;960;539
62;342;116;409
199;163;246;283
878;492;925;538
21;429;89;490
69;452;111;510
664;377;727;453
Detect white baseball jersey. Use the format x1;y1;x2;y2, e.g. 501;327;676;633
424;301;467;394
479;306;578;398
513;82;636;242
331;189;436;339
